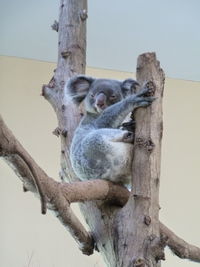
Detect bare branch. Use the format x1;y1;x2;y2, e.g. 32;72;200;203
160;222;200;263
61;180;129;206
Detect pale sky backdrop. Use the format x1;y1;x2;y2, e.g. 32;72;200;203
1;0;200;81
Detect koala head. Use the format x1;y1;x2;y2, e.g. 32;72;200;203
67;75;139;114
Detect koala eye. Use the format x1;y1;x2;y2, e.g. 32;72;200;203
90;93;95;98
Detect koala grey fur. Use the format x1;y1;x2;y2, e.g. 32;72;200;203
67;75;154;186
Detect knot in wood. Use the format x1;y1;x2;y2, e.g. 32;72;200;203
61;50;71;58
48;76;56;88
80;9;88;21
52;127;68;138
144;215;151;226
135;137;145;147
52;127;62;137
61;104;66;111
145;139;155;153
133;258;145;267
135;137;155;153
61;129;68;138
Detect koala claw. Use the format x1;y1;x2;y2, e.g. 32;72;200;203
136;81;156;97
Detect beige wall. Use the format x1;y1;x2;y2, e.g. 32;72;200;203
0;56;199;267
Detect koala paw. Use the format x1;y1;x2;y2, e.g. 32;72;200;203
144;81;156;96
137;81;156;97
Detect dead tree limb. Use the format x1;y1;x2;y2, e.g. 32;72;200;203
160;223;200;263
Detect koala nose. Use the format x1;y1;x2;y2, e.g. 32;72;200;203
96;93;106;108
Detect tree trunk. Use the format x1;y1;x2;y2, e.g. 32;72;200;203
114;53;165;267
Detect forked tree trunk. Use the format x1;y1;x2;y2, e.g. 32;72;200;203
44;1;165;266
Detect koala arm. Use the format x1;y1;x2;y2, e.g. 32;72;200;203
95;94;154;129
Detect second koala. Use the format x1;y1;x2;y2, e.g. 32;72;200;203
67;76;154;186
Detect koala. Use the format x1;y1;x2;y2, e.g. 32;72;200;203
66;75;154;186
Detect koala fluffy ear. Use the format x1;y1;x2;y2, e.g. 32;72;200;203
66;75;95;105
121;79;140;97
